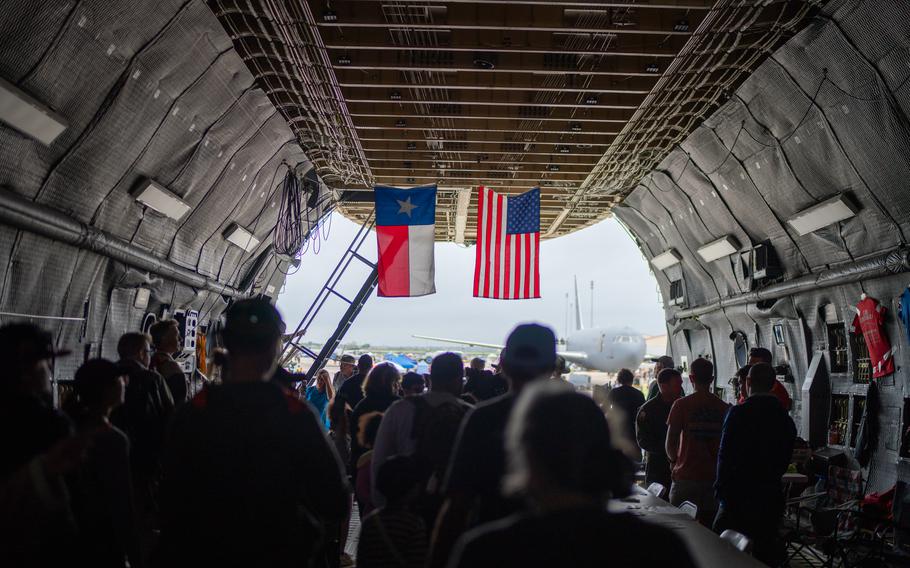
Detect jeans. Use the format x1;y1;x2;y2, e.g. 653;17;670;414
669;479;717;526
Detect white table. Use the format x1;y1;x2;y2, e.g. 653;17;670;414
609;486;766;568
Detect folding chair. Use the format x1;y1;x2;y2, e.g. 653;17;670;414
647;482;668;499
783;465;893;567
720;529;753;554
679;500;698;520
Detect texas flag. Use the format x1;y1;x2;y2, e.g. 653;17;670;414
375;184;437;297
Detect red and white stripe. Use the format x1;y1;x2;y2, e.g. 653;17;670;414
473;186;540;299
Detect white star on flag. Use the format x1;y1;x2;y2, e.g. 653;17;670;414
397;197;418;217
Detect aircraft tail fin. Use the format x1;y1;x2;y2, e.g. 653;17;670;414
574;276;584;331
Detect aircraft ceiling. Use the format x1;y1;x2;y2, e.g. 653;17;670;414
208;0;820;241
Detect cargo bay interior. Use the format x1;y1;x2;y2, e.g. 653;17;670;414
2;0;910;565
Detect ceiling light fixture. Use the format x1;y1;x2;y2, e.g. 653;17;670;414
224;223;260;252
132;179;191;220
674;19;690;32
646;63;660;74
557;146;571;154
787;195;858;236
389;91;402;101
651;249;682;271
322;9;337;22
697;236;740;262
337;54;351;65
548;164;560;172
584;95;599;105
0;76;68;145
569;123;582;132
395;119;406;127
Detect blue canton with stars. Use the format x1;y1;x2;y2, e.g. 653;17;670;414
506;187;540;234
375;184;437;226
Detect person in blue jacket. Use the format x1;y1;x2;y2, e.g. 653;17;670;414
306;368;334;430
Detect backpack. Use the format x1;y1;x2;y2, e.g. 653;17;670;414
408;397;468;487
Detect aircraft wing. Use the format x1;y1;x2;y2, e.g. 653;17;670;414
414;335;594;368
412;335;504;350
557;351;589;366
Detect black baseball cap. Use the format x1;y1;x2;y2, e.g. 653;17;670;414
502;323;557;370
224;298;284;339
0;323;71;364
339;354;357;365
650;355;674;368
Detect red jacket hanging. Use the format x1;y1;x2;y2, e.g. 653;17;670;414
850;295;894;379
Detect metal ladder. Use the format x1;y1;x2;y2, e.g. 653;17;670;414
281;211;378;381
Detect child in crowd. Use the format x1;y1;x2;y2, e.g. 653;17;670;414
357;455;428;568
355;412;385;516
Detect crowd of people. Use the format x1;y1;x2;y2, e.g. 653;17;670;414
611;348;797;565
0;296;798;567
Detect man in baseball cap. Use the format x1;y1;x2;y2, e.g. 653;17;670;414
0;323;82;566
431;323;557;566
159;298;347;567
0;323;73;473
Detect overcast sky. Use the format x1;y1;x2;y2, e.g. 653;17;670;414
276;212;666;347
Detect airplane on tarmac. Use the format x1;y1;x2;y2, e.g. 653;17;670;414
414;278;648;373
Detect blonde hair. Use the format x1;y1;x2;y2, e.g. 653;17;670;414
316;368;335;398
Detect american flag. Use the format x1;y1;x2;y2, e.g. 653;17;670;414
473;186;540;299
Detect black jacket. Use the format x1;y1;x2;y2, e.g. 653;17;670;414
111;359;174;477
608;385;645;450
159;382;348;567
715;394;796;508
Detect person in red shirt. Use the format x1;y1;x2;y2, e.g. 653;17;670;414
736;347;791;411
665;358;730;526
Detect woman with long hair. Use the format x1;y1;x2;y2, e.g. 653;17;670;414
306;368;335;430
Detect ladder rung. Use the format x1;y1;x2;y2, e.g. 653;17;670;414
350;251;376;268
326;287;353;304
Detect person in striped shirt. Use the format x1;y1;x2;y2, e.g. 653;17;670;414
357;455;428;568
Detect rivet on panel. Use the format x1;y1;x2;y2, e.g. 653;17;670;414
189;123;196;132
217;150;223;158
241;174;247;182
794;136;801;144
132;70;141;80
153;89;160;99
172;107;179;116
230;163;235;170
106;44;116;56
78;15;87;27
